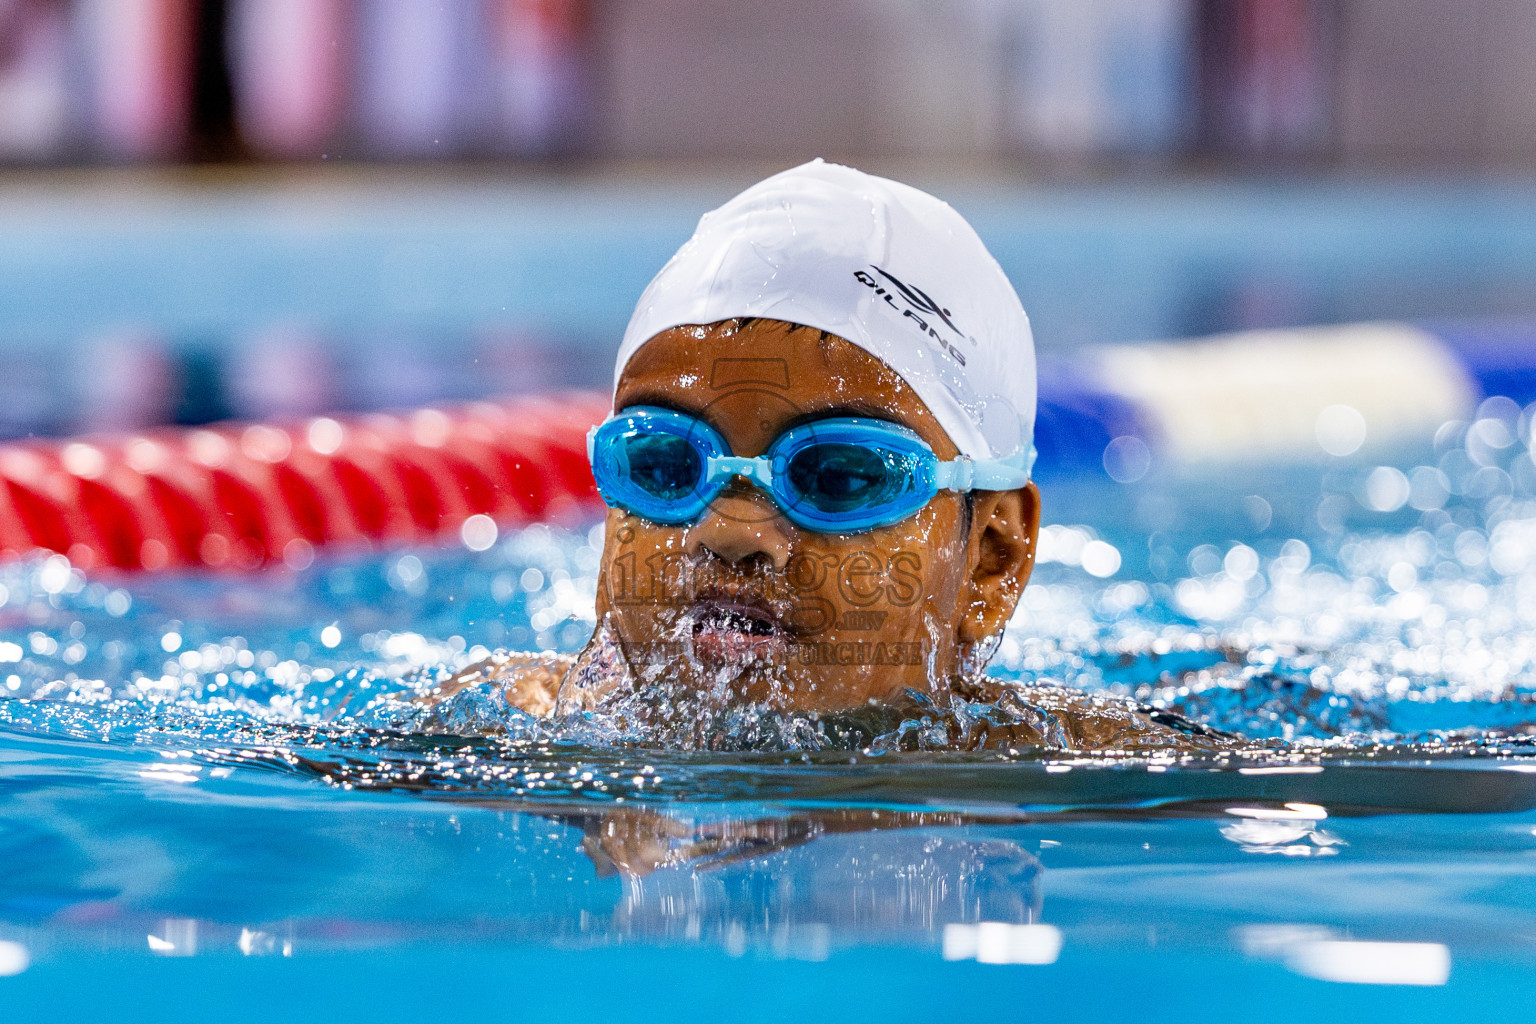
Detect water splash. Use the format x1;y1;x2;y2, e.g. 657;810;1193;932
3;407;1536;801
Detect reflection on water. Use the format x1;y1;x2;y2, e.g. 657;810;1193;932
3;719;1534;989
598;812;1044;947
1238;926;1452;986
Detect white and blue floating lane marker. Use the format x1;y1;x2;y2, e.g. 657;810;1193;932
1034;319;1536;480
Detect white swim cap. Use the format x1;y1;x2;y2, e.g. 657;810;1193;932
615;159;1037;476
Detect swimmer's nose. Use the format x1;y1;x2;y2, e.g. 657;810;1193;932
685;484;792;569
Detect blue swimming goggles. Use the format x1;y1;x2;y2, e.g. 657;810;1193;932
587;406;1031;533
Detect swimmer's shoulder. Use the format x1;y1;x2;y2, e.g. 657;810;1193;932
427;650;574;718
952;676;1238;754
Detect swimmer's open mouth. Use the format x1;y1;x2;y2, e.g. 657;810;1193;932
692;604;782;637
687;600;790;664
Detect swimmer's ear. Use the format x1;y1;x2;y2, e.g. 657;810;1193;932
958;483;1040;644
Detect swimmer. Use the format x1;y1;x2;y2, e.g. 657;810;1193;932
431;160;1229;754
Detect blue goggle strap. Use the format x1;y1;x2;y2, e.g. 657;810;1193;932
932;450;1034;492
705;455;774;490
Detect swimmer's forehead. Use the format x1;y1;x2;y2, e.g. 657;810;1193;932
613;321;954;452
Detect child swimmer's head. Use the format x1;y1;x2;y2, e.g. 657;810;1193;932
580;160;1039;715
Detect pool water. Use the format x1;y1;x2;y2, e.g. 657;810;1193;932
4;407;1536;1019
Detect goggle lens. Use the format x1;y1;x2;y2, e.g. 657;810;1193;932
621;432;703;501
785;442;901;514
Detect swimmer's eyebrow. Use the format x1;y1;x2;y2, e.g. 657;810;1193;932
783;401;905;428
611;392;706;417
612;393;919;433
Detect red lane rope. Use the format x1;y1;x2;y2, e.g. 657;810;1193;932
0;391;611;571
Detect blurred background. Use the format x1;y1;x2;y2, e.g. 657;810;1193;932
0;0;1534;441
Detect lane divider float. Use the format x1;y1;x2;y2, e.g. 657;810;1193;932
0;392;610;571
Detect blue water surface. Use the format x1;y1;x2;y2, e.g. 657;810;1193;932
3;408;1536;1021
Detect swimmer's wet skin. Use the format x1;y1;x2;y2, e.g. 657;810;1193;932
434;160;1225;753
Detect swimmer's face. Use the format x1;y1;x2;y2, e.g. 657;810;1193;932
586;318;1040;713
